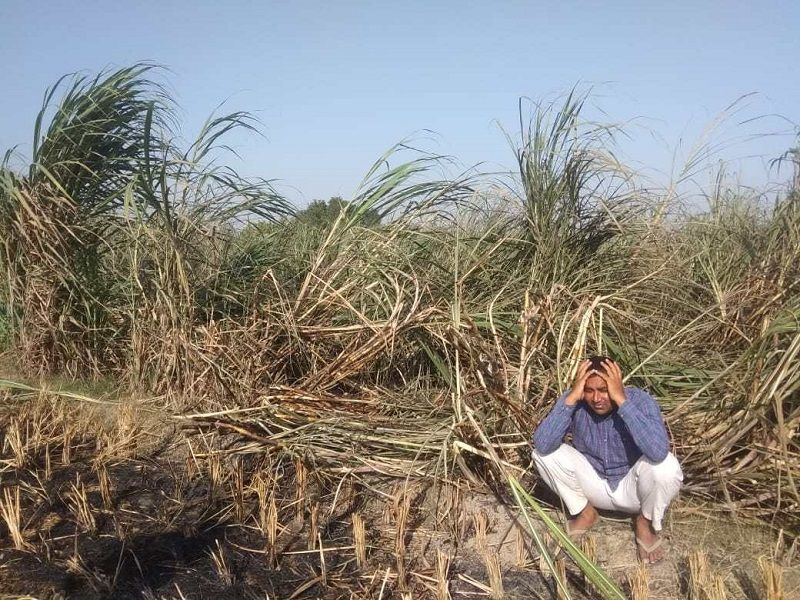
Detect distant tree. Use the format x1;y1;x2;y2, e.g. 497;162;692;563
296;196;381;227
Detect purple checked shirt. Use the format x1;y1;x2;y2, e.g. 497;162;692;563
532;387;670;490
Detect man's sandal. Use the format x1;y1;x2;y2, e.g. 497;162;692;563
635;536;664;564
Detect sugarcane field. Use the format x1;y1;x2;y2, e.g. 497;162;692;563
0;61;798;600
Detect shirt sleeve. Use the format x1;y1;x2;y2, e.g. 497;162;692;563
532;391;576;455
617;388;669;462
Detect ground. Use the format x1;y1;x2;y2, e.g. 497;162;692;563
0;381;796;599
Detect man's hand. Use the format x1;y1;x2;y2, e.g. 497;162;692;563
565;360;594;406
598;359;626;406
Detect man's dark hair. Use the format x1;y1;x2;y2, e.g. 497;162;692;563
587;355;611;373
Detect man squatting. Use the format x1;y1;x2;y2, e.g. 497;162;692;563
532;357;683;564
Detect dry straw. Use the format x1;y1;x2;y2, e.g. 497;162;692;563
393;489;411;590
231;459;245;521
515;526;528;568
209;539;234;586
308;501;320;550
688;550;727;600
67;475;96;533
581;535;596;564
294;458;307;521
97;463;112;510
0;486;30;550
758;556;784;600
61;427;73;466
266;493;279;564
554;558;568;600
6;418;26;468
435;549;451;600
352;512;367;568
627;563;649;600
474;510;489;553
486;551;505;600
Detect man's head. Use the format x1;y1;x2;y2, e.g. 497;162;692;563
583;355;615;416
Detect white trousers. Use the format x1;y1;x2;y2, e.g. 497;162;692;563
532;444;683;531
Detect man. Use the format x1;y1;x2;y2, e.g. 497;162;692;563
532;356;682;564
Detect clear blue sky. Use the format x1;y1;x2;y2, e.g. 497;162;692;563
1;1;798;205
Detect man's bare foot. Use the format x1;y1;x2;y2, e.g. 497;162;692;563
566;503;599;539
634;514;665;564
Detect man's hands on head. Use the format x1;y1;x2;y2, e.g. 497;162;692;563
565;359;593;406
598;359;626;406
565;358;627;407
